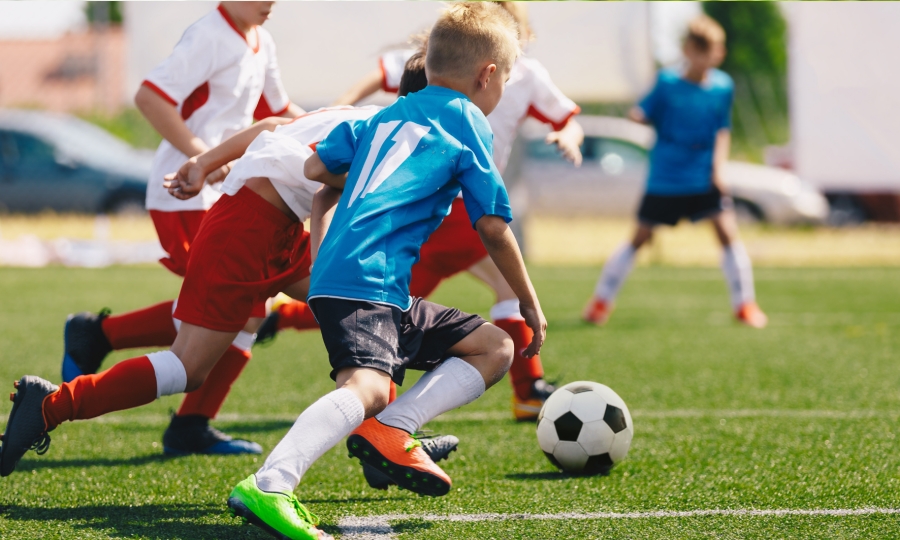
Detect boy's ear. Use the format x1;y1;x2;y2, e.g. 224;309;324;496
477;63;498;90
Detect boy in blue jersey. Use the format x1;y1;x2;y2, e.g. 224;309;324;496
226;5;545;538
584;15;768;329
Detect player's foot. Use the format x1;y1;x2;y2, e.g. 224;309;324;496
228;474;332;540
0;376;58;477
162;414;262;456
582;298;612;326
736;302;768;329
361;432;459;490
513;378;557;422
61;309;113;382
347;418;451;497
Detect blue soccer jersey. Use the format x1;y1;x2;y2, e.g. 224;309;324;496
309;85;513;310
639;67;734;196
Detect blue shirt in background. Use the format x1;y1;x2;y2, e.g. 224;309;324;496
310;85;512;310
639;67;733;196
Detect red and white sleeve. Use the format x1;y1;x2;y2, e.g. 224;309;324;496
142;24;218;109
254;33;291;120
378;49;416;94
526;59;581;131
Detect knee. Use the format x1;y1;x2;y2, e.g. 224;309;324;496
487;325;515;373
183;368;208;393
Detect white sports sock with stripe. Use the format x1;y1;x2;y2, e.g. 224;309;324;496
255;388;364;493
376;357;485;434
594;243;636;302
721;242;756;310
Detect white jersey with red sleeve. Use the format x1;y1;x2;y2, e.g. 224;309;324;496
142;5;291;212
221;106;381;222
377;52;579;174
488;56;581;174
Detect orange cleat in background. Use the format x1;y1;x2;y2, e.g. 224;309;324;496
736;301;768;329
582;298;613;326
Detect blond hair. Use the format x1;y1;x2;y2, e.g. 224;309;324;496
426;3;520;80
685;15;726;52
495;1;534;42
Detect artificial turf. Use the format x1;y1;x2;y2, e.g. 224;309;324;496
0;265;898;539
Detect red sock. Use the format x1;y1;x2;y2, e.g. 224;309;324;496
276;301;320;332
176;346;251;419
494;318;545;400
101;301;177;350
43;356;158;429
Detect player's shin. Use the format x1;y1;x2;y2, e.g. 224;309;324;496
721;242;756;310
375;357;485;434
594;242;636;303
255;388;364;493
492;300;543;400
43;351;186;428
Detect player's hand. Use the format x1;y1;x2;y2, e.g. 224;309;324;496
519;302;547;358
546;131;582;167
204;162;232;186
163;157;206;200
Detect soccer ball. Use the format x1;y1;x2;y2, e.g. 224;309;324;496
536;381;633;475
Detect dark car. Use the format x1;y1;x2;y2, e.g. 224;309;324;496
0;109;152;214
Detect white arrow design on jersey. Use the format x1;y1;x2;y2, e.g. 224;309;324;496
348;121;431;208
348;120;400;208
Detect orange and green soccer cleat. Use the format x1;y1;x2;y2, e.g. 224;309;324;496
347;418;451;497
736;302;768;329
582;298;613;326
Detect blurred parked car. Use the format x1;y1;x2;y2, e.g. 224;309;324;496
0;109;152;214
516;116;828;225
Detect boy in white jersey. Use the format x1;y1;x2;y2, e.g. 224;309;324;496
225;5;546;539
58;1;303;457
263;2;582;422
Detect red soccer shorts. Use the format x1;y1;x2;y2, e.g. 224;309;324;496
410;198;488;298
174;187;311;333
150;209;208;277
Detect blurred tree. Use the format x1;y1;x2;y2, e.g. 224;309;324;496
85;2;123;26
703;3;789;162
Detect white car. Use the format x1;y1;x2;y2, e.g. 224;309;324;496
512;115;828;225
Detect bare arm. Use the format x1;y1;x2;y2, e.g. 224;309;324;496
310;185;342;263
332;68;384;106
712;129;731;194
628;106;648;125
135;85;208;158
284;103;306;118
475;215;546;357
163;116;293;199
304;153;348;190
544;118;584;167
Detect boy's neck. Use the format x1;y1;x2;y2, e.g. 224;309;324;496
683;64;709;84
426;77;475;101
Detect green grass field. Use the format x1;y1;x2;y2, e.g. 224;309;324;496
1;265;899;539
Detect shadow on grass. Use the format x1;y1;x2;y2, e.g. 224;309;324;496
19;452;170;471
0;503;271;539
506;471;569;481
216;420;294;435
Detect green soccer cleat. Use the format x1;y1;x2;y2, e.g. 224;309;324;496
227;475;332;540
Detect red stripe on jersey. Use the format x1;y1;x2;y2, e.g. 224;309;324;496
379;57;398;94
141;80;177;107
217;4;260;54
254;95;290;121
527;104;582;132
308;142;319;152
181;82;210;121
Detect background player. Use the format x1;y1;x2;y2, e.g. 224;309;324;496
583;15;768;329
226;5;547;537
59;1;303;457
262;2;583;422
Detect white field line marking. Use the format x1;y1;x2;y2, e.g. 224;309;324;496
337;508;900;539
89;409;900;425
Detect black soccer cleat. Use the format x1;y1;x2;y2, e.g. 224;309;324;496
162;414;263;456
1;376;59;477
254;310;280;347
360;433;459;490
61;309;113;383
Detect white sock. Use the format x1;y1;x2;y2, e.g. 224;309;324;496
231;330;256;352
721;242;756;310
490;299;523;322
255;388;364;493
376;357;485;434
594;243;636;302
146;350;187;398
